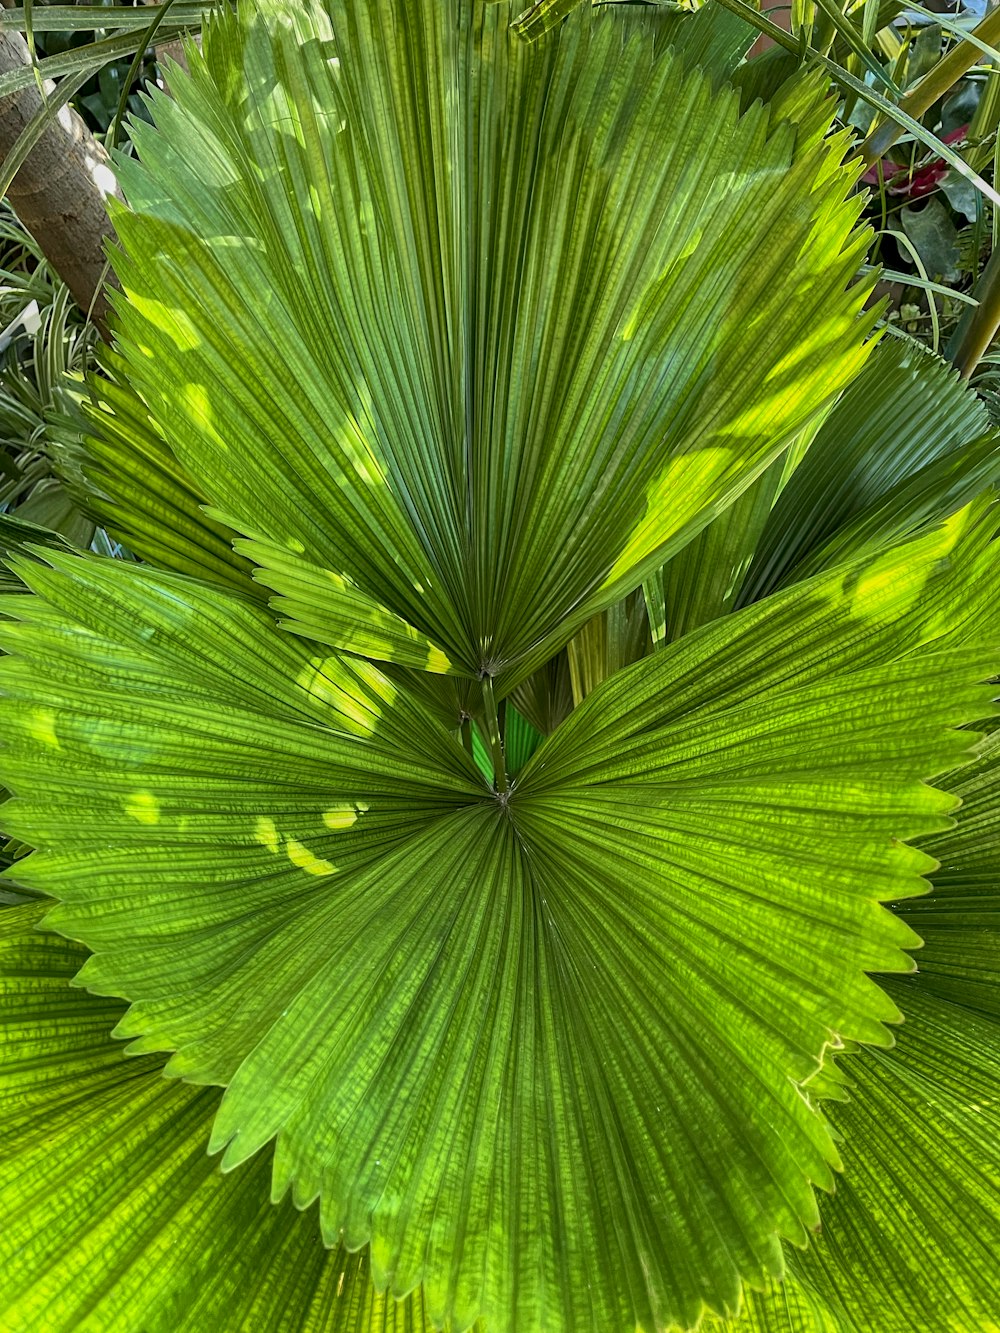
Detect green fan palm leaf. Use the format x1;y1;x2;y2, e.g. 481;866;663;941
789;987;1000;1330
7;717;1000;1332
740;338;1000;603
1;501;998;1332
708;728;1000;1330
106;0;875;687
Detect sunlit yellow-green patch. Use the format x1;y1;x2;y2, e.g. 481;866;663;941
849;503;974;628
123;288;202;354
180;379;214;430
604;448;732;589
285;838;335;877
27;708;60;749
124;791;160;825
323;802;369;830
254;815;280;854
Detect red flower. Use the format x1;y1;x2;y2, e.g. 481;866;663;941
861;124;969;200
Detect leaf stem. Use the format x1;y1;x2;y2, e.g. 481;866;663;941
480;674;508;796
948;240;1000;377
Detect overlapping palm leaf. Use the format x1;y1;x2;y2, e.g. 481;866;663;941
703;728;1000;1331
740;337;1000;603
647;334;1000;649
899;720;1000;1020
107;0;875;687
2;1;1000;1331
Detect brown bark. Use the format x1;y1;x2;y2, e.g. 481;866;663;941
0;29;122;334
749;4;792;59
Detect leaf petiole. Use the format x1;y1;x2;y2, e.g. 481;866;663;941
480;673;509;796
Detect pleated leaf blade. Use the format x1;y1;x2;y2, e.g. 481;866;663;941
108;0;876;687
1;500;998;1331
0;904;453;1333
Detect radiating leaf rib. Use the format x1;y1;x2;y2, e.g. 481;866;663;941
897;719;1000;1019
786;987;1000;1332
0;904;455;1333
108;0;876;686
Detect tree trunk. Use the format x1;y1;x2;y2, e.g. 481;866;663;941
0;29;121;334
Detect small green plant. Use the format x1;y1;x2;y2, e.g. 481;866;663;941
0;203;96;546
1;3;1000;1331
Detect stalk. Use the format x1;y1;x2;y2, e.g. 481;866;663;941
480;674;509;797
948;241;1000;376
